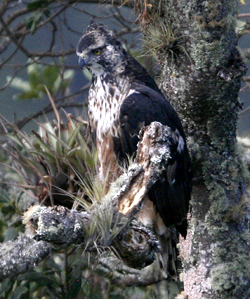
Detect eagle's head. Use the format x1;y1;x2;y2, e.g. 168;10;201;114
76;22;125;76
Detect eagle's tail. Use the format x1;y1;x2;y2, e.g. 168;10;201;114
158;230;179;279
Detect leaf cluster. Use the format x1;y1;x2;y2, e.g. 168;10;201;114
7;61;74;100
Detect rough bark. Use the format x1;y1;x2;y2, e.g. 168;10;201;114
136;0;250;298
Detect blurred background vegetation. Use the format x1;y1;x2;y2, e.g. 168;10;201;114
0;0;250;298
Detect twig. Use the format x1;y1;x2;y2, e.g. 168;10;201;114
44;86;61;125
238;13;250;18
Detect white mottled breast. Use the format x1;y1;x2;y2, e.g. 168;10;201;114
88;75;134;182
88;76;131;142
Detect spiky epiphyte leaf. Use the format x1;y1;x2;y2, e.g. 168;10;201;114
1;110;99;209
143;19;183;62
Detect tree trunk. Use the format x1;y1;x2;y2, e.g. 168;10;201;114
136;0;250;298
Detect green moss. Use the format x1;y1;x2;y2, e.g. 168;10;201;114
210;246;250;296
225;195;250;222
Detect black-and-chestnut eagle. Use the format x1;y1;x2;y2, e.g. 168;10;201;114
76;22;192;268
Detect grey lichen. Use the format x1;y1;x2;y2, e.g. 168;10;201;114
23;205;87;247
0;234;51;281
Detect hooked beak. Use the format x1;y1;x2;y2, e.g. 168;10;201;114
78;56;87;69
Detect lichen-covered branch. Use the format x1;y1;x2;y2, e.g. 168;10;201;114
0;200;156;282
0;205;159;282
0;235;50;281
22;204;159;270
23;205;88;246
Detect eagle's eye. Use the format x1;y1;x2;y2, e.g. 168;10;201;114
92;49;102;56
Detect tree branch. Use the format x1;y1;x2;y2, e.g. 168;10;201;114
0;234;51;281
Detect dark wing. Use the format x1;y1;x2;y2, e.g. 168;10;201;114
115;84;191;237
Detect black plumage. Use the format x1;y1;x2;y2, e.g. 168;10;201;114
76;22;191;239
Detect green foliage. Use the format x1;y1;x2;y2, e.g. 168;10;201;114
27;0;51;11
25;11;45;34
1;111;97;208
7;61;74;100
0;188;23;242
0;148;32;243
